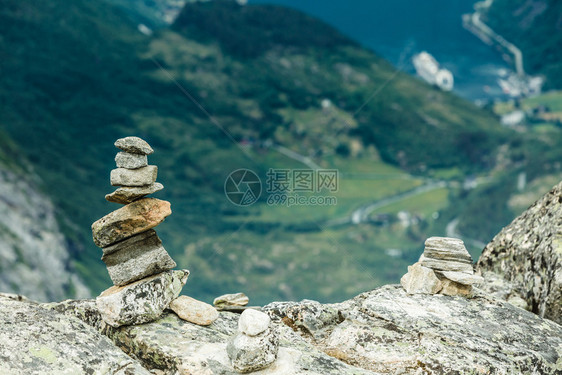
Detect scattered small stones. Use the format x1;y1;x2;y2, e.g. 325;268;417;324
227;309;279;373
401;237;483;296
169;295;219;326
214;292;249;309
92;136;188;328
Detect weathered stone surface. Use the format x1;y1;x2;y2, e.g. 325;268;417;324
264;285;562;374
477;180;562;324
115;136;154;155
437;270;484;285
96;269;188;327
91;198;171;248
214;292;249;308
102;231;176;286
238;308;270;336
0;296;150;374
16;285;562;374
438;278;472;296
400;262;443;294
420;237;474;273
169;295;219;326
115;151;148;169
105;182;164;204
101;229;154;256
227;327;279;373
110;165;157;187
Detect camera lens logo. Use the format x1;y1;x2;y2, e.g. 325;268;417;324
224;169;262;206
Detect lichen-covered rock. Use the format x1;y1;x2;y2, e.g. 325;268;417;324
169;295;219;326
0;296;150;374
101;230;176;286
105;183;164;204
96;269;189;327
106;312;372;374
115;136;154;155
115;151;148;169
9;283;562;374
227;327;279;373
400;262;443;294
477;180;562;324
110;165;158;187
91;198;171;248
264;285;562;374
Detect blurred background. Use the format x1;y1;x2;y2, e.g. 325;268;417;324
0;0;560;304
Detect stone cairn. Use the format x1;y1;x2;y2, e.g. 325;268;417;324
401;237;483;296
92;136;191;328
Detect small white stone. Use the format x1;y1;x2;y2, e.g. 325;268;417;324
238;309;270;336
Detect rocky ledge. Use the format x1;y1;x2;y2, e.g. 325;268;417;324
1;284;561;375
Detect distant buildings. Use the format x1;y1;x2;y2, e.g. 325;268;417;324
412;52;454;91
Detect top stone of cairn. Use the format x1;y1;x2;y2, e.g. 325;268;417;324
115;136;154;155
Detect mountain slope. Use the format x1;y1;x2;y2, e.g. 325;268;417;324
0;0;540;304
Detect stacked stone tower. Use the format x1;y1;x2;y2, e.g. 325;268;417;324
91;136;188;327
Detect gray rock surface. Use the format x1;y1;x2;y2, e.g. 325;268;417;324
214;292;250;309
102;230;176;286
96;269;189;327
92;198;171;248
6;283;562;374
115;151;148;169
420;236;474;273
0;166;90;302
105;182;164;204
110;165;157;187
238;308;271;336
437;270;483;285
169;295;219;326
0;295;150;374
114;136;154;155
400;262;443;294
227;327;279;373
264;285;562;374
477;180;562;324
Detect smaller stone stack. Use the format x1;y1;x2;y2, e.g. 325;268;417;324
227;309;279;373
401;237;483;296
92;136;188;327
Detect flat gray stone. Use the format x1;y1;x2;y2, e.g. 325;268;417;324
96;269;189;328
423;236;473;264
437;270;484;286
110;165;157;187
214;292;249;308
420;254;474;273
101;231;176;286
101;229;156;256
105;182;164;205
114;136;154;155
115;151;148;169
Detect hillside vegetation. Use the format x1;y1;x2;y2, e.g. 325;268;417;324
483;0;562;89
0;0;559;304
